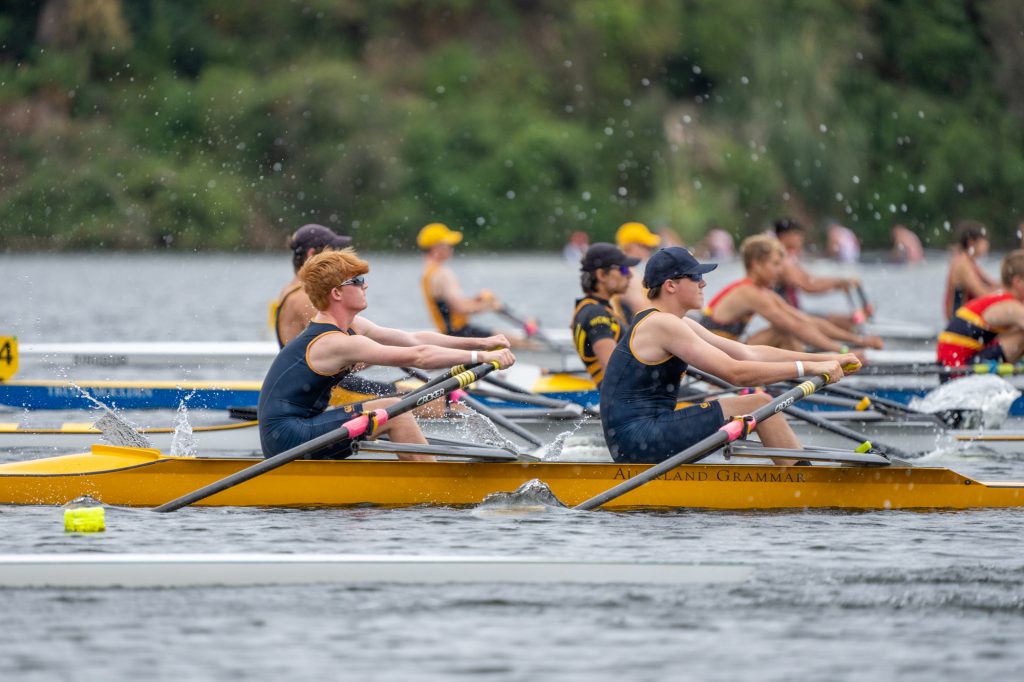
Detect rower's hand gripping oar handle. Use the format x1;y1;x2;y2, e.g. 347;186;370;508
154;362;499;513
573;375;829;511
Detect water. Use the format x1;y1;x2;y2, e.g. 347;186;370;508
1;252;1022;681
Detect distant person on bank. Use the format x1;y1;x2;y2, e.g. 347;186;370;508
938;250;1024;368
259;249;514;461
562;230;590;264
614;221;661;323
571;243;639;386
699;235;883;353
600;246;859;466
890;224;924;264
774;217;869;329
826;222;861;264
943;220;998;321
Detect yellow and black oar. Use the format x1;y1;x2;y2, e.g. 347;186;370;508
154;362;500;512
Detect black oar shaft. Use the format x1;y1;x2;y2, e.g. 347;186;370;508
401;366;544;445
784;405;912;459
573;377;827;511
457;393;543;447
154;363;497;513
687;367;913;455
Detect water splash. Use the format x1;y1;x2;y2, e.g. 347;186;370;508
536;414;594;460
474;478;568;515
455;407;521;453
92;411;152;448
169;400;198;457
909;375;1020;429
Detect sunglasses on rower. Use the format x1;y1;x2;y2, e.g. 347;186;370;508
337;275;367;288
606;265;632;276
673;273;704;283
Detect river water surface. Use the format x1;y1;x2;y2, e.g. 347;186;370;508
1;252;1022;681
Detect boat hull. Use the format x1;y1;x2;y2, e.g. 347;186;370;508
0;446;1022;510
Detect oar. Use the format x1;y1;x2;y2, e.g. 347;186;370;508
855;283;873;321
401;367;544;447
475;372;587;409
812;382;934;419
573;375;831;511
856;362;1024;377
685;367;914;458
467;385;586;414
154;362;499;512
497;306;561;351
844;288;867;326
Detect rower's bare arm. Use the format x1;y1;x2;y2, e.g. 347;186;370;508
982;300;1024;331
759;294;843;352
787;263;846;294
657;316;844;386
592;337;616;371
957;260;998;298
438;270;497;315
356;319;505;350
310;333;514;372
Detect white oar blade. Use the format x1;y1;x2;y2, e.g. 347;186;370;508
0;554;751;588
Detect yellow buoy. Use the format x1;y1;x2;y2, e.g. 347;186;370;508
64;506;106;533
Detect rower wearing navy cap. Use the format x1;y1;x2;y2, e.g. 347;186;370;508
273;224;355;348
571;243;639;386
599;246;860;466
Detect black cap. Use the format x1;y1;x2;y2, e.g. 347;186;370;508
290;224;353;253
580;242;641;272
642;247;718;288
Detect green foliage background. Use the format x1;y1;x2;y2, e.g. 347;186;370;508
1;0;1023;251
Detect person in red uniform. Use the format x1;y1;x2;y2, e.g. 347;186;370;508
937;250;1024;367
698;235;882;353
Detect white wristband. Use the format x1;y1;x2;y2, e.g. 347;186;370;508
471;350;479;364
795;360;804;377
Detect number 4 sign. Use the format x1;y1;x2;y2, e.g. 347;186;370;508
0;337;18;381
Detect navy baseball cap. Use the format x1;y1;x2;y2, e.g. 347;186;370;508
290;224;353;253
642;247;718;288
580;243;641;272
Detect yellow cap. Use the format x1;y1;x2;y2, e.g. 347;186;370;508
64;506;106;533
417;223;464;249
615;222;660;248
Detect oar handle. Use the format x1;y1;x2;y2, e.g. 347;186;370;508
573;376;828;511
154;362;499;513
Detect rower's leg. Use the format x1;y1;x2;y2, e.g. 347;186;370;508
364;397;434;461
717;394;802;466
